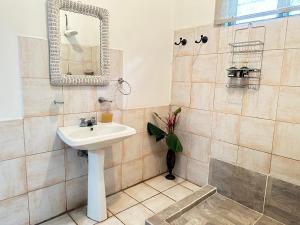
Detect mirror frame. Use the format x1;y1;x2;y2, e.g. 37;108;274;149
47;0;110;86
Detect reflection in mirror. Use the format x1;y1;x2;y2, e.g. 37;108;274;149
60;10;100;76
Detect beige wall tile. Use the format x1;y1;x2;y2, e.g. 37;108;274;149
251;18;287;50
242;85;279;120
0;120;25;161
214;84;244;115
110;49;123;80
142;133;166;156
0;158;27;201
189;109;212;138
26;150;65;191
216;53;231;84
211;140;238;164
65;148;88;180
194;25;219;55
121;159;143;189
104;143;122;169
239;117;275;153
189;134;210;163
24;116;63;155
123;109;145;133
218;26;234;53
64;112;97;126
190;83;215;110
175;130;191;155
22;79;63;117
261;50;284;85
273;122;300;161
192;54;218;82
271;155;300;186
173;56;192;82
277;86;300;123
63;86;98;114
104;165;122;196
66;176;87;210
281;49;300;86
174;153;187;179
18;37;49;78
0;195;29;225
186;158;209;186
212;112;240;144
143;153;163;180
237;147;271;174
28;183;66;225
122;134;142;163
171;82;191;107
285;15;300;48
174;28;195;56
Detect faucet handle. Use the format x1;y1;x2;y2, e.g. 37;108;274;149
80;118;86;127
91;117;97;125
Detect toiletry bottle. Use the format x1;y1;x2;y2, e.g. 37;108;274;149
101;102;113;123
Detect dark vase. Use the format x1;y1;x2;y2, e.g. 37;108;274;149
165;149;176;180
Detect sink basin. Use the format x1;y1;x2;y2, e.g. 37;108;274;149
57;122;136;222
57;122;136;151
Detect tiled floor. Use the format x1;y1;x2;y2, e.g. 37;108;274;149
41;174;199;225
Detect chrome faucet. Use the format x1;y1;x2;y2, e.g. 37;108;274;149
80;117;97;127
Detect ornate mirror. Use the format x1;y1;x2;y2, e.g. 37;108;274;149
47;0;109;86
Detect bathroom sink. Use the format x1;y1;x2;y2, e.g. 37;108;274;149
57;122;136;150
57;122;136;222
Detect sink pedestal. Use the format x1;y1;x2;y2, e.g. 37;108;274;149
87;150;107;222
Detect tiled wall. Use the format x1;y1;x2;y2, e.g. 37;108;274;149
60;44;99;75
171;15;300;188
0;36;167;225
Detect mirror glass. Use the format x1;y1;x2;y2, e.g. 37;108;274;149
59;10;100;76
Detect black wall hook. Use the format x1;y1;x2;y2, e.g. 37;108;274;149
174;37;187;46
195;35;208;44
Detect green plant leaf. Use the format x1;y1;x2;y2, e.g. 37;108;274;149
173;107;182;116
147;122;166;142
166;133;183;153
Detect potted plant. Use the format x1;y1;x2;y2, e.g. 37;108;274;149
147;107;183;180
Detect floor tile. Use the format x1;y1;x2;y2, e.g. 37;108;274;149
144;174;184;192
142;194;175;213
116;204;154;225
124;183;159;202
107;192;138;214
68;206;98;225
163;185;193;202
41;214;76;225
96;217;124;225
180;181;201;192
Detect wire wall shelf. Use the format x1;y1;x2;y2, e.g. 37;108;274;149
226;24;266;90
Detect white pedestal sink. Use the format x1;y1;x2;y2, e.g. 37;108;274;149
57;122;136;222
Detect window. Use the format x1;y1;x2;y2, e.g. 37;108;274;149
214;0;300;25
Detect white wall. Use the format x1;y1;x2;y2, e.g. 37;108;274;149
173;0;216;29
0;0;174;120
